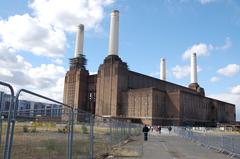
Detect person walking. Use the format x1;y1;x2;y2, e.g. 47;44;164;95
168;126;172;135
158;125;161;134
142;125;150;141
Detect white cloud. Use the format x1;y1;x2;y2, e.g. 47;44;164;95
0;0;114;58
182;43;212;60
0;44;32;84
53;58;64;65
210;76;220;83
0;68;13;77
28;77;65;102
0;14;66;57
182;37;232;60
172;65;201;79
29;0;114;32
0;0;115;100
172;65;191;79
231;85;240;94
217;64;240;77
199;0;216;5
28;64;65;88
0;43;66;101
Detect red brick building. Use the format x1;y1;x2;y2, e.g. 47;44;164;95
63;10;235;126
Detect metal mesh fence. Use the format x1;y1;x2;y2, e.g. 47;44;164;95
72;111;92;159
72;114;143;159
92;116;111;158
0;81;143;159
173;127;240;158
0;99;9;159
9;91;73;159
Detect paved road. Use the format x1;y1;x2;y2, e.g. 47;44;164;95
120;129;235;159
143;134;230;159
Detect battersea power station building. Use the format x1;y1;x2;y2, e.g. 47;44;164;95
63;10;236;126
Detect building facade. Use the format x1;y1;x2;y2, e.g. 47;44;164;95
63;10;236;126
0;92;62;119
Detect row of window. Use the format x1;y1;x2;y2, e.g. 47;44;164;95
0;92;62;118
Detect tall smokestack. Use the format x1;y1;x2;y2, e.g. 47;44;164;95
74;24;84;57
191;52;197;83
108;10;119;56
160;58;166;81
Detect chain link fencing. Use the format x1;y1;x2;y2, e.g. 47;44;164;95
72;113;143;159
0;81;143;159
173;127;240;158
6;89;74;159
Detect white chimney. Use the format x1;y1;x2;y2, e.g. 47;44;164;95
191;52;197;83
108;10;119;56
74;24;84;57
160;58;166;81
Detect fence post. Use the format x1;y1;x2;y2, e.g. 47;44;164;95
221;135;223;151
118;120;121;143
128;122;131;137
109;118;112;148
70;109;74;159
89;114;94;159
0;81;14;159
231;137;234;154
121;121;123;141
0;116;2;147
123;122;125;139
67;108;74;159
6;93;16;159
0;92;3;147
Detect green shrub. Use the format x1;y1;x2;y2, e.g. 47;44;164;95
58;125;68;133
82;125;88;134
23;125;29;133
58;128;63;133
23;125;38;133
31;127;37;133
32;122;43;127
58;128;67;133
47;122;56;128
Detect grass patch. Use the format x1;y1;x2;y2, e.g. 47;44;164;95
2;121;141;159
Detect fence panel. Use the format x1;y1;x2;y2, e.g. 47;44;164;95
72;114;143;158
119;123;143;158
174;127;240;157
0;81;14;159
207;134;221;150
222;136;233;153
72;111;91;159
0;82;143;159
232;136;240;155
93;116;111;158
7;89;74;159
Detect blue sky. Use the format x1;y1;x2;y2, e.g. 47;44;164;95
0;0;239;120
